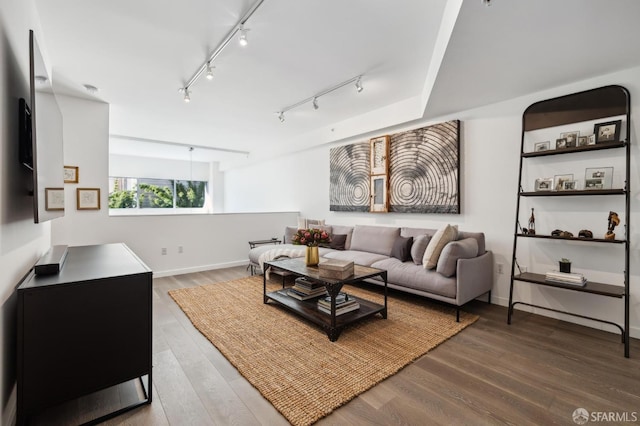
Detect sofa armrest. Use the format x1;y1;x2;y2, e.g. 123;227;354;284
456;250;493;305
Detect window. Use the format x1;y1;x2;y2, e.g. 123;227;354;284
109;177;208;211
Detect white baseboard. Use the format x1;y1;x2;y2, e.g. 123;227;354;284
153;260;249;278
489;295;639;339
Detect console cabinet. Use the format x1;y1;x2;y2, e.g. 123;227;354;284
507;85;631;357
17;243;153;424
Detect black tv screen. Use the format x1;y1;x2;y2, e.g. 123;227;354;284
21;30;65;223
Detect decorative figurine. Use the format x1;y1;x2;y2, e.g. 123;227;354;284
527;208;536;235
606;211;620;240
578;229;593;239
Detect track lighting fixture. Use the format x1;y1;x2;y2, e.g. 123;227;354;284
276;75;363;122
206;63;214;80
179;0;265;102
179;88;191;103
239;25;249;47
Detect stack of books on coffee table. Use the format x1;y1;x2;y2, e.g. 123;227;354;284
287;277;328;300
545;271;587;287
317;292;360;316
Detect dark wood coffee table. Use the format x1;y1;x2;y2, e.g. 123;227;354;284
263;257;387;341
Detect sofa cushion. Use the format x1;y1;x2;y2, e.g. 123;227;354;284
423;224;458;269
298;218;325;228
411;234;432;265
457;231;486;255
330;225;354;250
371;258;457;299
401;227;436;238
322;250;389;267
329;234;348;250
436;238;479;278
390;236;413;262
284;226;298;244
350;225;400;256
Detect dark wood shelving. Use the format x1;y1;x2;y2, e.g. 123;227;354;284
520;188;625;197
522;141;625;158
515;233;626;244
513;272;625;298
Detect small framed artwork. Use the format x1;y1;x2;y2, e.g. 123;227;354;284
370;175;388;212
554;174;574;191
534;141;550;152
577;136;589;147
534;177;553;191
562;180;577;191
587;134;596;145
45;188;65;211
585;167;613;189
594;120;621;143
555;138;567;149
64;165;79;183
77;188;101;210
560;131;579;147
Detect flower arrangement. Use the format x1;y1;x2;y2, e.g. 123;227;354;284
291;228;331;247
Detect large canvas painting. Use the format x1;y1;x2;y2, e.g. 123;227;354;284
329;142;370;211
389;120;460;213
329;120;460;214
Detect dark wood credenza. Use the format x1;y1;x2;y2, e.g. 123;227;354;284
16;243;153;425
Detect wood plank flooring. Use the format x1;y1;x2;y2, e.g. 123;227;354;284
29;266;640;425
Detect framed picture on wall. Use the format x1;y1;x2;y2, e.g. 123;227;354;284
534;141;550;152
77;188;101;210
369;136;390;175
594;120;621;143
45;188;65;211
585;167;613;189
64;165;79;183
369;175;388;212
534;177;553;191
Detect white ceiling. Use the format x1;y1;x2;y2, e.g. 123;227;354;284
34;0;640;167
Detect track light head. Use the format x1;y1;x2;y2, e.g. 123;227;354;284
182;88;191;103
355;77;363;93
278;112;285;123
239;25;249;46
312;97;319;110
206;63;214;80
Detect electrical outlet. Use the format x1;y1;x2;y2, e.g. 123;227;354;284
161;248;167;255
496;263;504;274
178;246;183;254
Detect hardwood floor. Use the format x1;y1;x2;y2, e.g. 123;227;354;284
29;266;639;425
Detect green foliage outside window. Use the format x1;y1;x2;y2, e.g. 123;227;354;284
176;180;206;208
108;190;137;208
139;182;174;208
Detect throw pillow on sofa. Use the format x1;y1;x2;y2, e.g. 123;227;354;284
411;234;431;265
329;234;348;250
436;238;479;277
423;224;458;269
391;236;413;262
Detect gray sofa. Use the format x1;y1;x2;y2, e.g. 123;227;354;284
248;224;493;320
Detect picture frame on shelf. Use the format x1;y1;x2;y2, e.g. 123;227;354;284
554;174;574;191
577;136;588;147
45;188;64;211
63;165;79;183
77;188;101;210
587;134;596;145
562;180;577;191
555;138;567;149
534;177;553;191
594;120;621;143
585;167;613;189
560;131;579;147
534;141;550;152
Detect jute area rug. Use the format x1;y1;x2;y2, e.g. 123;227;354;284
169;276;478;426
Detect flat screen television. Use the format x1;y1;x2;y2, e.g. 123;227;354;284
19;30;65;223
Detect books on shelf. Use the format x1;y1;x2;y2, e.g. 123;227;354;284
286;277;327;300
545;271;587;287
317;292;360;316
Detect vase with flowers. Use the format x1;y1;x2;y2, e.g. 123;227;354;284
291;228;331;266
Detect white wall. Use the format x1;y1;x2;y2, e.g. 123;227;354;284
0;1;51;423
225;66;640;339
51;95;298;275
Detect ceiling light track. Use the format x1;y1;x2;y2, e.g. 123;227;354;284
109;134;250;156
180;0;265;99
277;75;363;122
